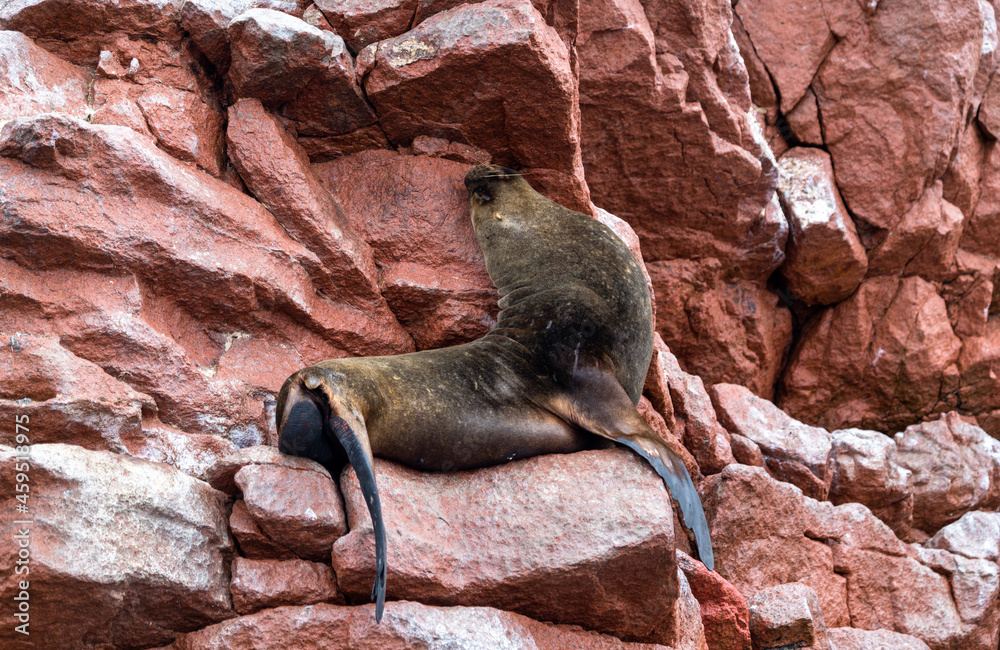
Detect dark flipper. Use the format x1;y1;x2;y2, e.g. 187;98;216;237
329;415;387;621
614;436;714;570
542;367;715;570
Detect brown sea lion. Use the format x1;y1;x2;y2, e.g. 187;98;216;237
276;164;713;621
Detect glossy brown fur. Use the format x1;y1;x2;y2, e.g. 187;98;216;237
276;165;713;620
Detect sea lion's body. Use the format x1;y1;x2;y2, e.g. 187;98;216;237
277;165;713;620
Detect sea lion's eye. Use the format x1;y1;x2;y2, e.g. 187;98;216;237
474;189;491;203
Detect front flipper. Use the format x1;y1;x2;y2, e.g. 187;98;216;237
543;368;715;570
329;415;387;621
613;436;714;571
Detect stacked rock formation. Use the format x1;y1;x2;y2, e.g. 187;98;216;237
0;0;998;648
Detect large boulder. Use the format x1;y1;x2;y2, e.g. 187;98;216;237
0;444;233;648
333;449;684;645
361;0;589;211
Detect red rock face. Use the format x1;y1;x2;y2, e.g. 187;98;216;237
362;0;590;211
315;149;500;348
4;1;1000;648
813;0;982;232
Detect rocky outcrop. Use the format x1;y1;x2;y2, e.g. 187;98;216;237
3;0;1000;647
0;444;233;649
333;449;686;645
169;601;677;649
703;464;1000;649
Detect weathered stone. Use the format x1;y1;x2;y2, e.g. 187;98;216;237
230;557;343;614
701;464;850;628
0;335;154;452
137;86;226;176
363;0;590;211
678;551;751;650
333;449;682;645
776;147;868;306
226;99;389;309
235;463;347;561
170;601;675;649
962;135;1000;258
894;413;1000;533
0;444;233;648
0;114;412;362
0;30;89;122
0;0;183;62
179;0;254;66
129;423;239;478
228;9;336;104
813;0;982;231
644;335;734;475
867;182;964;281
980;67;1000;138
779;276;962;432
90;78;154;136
959;316;1000;418
944;120;987;218
734;0;835;112
280;31;377;137
202;445;331;495
826;627;931;650
578;0;777;267
786;89;824;146
315;0;416;52
230;499;298;559
927;511;1000;561
648;259;792;400
314;149;499;348
747;582;827;650
711;383;832;500
828;428;911;513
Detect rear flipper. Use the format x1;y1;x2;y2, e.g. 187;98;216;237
543;368;715;570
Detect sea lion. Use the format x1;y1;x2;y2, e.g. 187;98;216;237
276;164;714;621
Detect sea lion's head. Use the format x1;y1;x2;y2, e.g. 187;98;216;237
464;164;531;222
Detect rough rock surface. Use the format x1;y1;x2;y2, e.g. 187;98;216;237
0;335;154;451
170;601;676;649
235;463;347;561
333;449;682;645
678;551;751;650
894;412;1000;533
3;0;1000;646
704;463;1000;649
826;627;931;650
813;0;982;232
711;383;832;500
0;444;233;648
230;557;343;614
776;148;868;306
746;582;827;650
362;0;590;211
314;149;499;349
779;276;962;432
0;30;89;121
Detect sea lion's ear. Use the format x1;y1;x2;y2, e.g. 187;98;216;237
328;415;387;621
